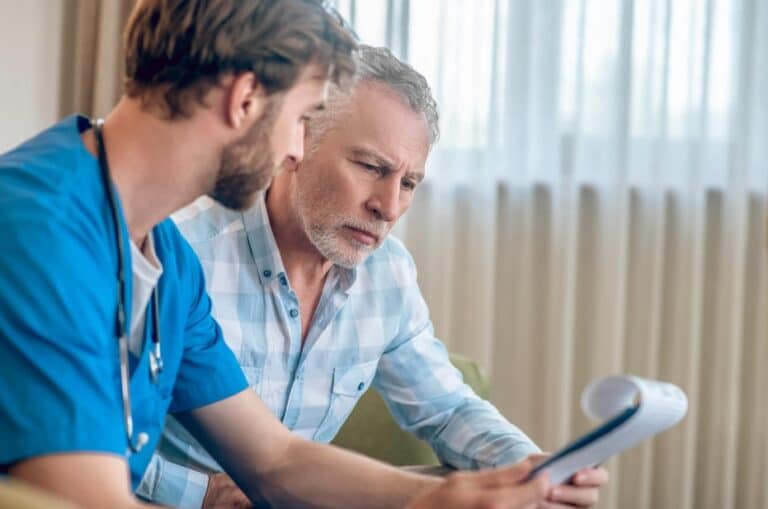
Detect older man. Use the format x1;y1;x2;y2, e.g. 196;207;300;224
141;45;607;508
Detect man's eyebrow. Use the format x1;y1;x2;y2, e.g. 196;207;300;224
349;147;394;170
408;171;425;183
349;147;425;182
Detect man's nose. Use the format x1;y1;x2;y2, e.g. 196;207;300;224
366;179;400;222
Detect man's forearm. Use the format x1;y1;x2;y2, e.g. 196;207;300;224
179;390;441;509
429;397;541;470
247;438;441;509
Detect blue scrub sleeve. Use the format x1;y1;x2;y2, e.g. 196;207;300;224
166;237;247;414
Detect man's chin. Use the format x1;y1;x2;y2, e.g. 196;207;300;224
207;188;263;212
332;245;377;269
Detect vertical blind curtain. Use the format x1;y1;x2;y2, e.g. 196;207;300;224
332;1;768;508
59;0;134;119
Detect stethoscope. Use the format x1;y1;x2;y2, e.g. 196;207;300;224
92;118;164;454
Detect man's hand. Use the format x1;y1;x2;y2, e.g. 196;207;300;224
202;473;252;509
406;458;550;509
527;454;609;509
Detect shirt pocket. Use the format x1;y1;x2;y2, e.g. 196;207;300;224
313;359;379;442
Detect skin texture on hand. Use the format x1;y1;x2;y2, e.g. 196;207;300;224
405;458;550;509
202;473;252;509
527;454;609;509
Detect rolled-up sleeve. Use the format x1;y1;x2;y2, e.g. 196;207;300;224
373;256;540;469
137;452;209;509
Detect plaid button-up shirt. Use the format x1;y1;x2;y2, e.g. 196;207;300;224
137;195;539;508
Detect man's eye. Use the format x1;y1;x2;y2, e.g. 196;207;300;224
402;180;416;191
357;161;379;173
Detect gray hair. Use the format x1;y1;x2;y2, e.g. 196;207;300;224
306;44;440;154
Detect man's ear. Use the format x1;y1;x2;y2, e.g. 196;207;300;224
226;72;266;130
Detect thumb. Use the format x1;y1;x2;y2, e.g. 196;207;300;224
485;473;550;509
476;458;539;489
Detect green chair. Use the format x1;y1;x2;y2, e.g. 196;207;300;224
332;353;490;466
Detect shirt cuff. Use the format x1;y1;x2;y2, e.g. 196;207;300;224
138;454;209;509
492;441;543;467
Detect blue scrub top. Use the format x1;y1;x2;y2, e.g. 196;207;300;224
0;115;248;489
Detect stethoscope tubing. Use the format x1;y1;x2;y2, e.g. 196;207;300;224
92;118;162;455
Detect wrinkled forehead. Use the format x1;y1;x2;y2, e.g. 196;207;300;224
349;82;429;149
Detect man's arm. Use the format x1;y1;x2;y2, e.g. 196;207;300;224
9;454;157;509
371;246;539;469
177;388;441;509
375;327;540;469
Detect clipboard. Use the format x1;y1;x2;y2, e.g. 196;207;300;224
528;375;687;485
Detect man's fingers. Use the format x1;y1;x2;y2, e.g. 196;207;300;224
526;453;550;465
548;484;600;507
481;472;550;508
474;458;539;488
536;502;576;509
202;473;253;509
570;466;609;487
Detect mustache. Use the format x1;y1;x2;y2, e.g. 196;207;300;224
342;219;389;239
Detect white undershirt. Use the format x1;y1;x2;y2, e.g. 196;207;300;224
129;234;163;357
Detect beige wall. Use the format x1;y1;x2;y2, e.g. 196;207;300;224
0;0;66;152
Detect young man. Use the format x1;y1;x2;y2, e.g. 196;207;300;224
147;45;608;509
0;2;554;508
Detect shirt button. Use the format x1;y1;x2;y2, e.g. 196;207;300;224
262;269;272;278
357;382;365;391
279;274;288;286
289;308;299;318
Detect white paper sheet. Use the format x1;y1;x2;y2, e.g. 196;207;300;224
530;375;688;485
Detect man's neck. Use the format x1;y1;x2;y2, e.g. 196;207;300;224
81;97;223;245
265;185;334;290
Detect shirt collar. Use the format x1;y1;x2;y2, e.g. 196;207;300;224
240;193;358;292
240;192;288;287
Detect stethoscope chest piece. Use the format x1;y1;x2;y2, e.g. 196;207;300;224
149;341;164;383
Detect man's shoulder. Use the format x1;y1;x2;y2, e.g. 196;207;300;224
0;115;110;273
0;115;96;221
172;196;245;244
